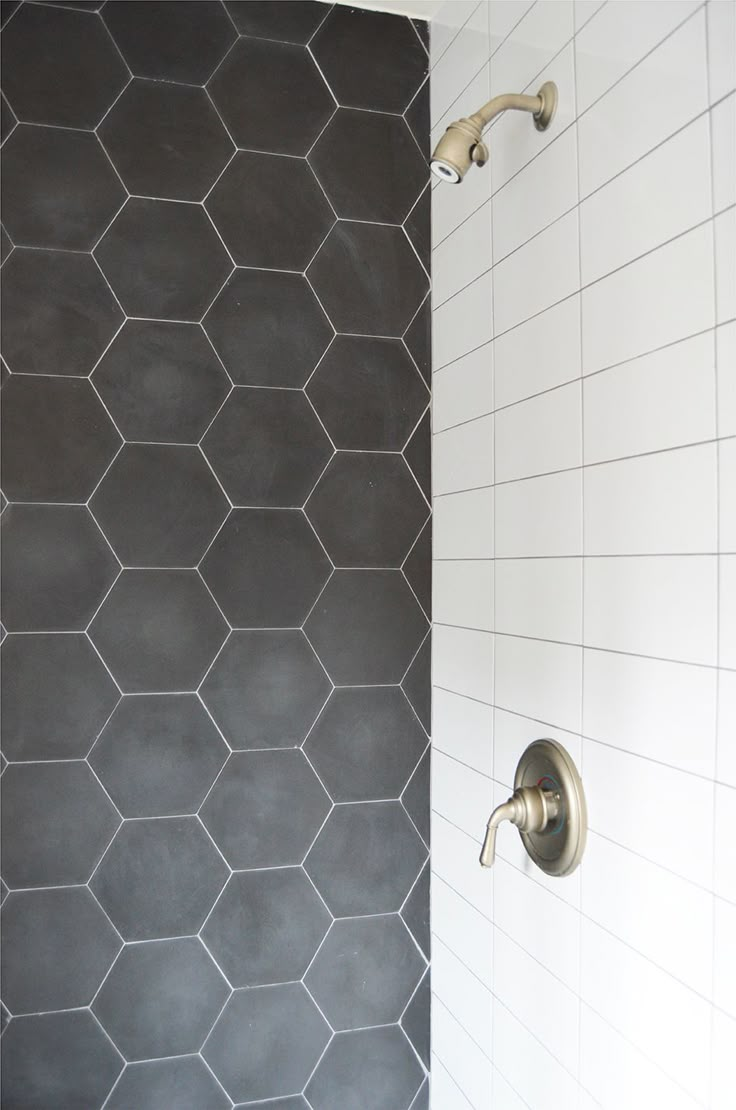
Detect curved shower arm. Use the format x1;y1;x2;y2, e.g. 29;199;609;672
468;92;544;132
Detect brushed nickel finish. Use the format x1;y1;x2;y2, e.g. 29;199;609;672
480;739;586;877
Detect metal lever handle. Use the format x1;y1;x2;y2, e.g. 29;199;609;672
479;785;560;868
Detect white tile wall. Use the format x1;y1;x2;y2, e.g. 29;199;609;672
429;2;736;1106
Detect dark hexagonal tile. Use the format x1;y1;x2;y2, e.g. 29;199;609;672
1;633;119;761
306;453;428;568
202;868;330;987
404;296;430;384
304;570;428;685
224;0;327;42
209;38;333;157
310;109;426;224
1;3;128;128
93;938;228;1061
1;1012;122;1109
404;409;430;502
95;198;231;320
311;5;427;113
402;746;430;846
90;817;228;941
206;151;334;269
1;248;123;376
104;0;236;83
1;888;121;1014
204;269;332;387
403;519;431;618
402;969;430;1069
1;126;125;250
93;320;230;444
106;1057;230;1110
90;445;228;567
306;335;427;451
306;915;424;1031
401;861;429;961
90;695;228;817
100;79;233;202
200;631;330;749
0;224;12;266
1;762;120;888
406;77;430;160
1;93;17;146
203;983;329;1103
1;505;119;632
89;570;227;693
1;376;121;503
200;750;330;868
306;1025;423;1110
202;389;332;507
405;183;430;273
305;801;425;916
235;1100;308;1110
308;222;428;336
304;687;426;803
411;1083;430;1110
200;510;330;628
402;634;430;735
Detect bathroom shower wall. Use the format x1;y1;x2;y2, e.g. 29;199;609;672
429;1;735;1107
0;3;431;1108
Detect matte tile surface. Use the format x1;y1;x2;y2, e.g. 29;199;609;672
402;968;430;1068
106;1057;230;1110
103;0;236;83
306;1025;423;1110
224;0;328;42
401;861;430;960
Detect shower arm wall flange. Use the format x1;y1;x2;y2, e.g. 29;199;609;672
456;82;558;165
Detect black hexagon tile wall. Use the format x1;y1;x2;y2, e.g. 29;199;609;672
0;3;431;1109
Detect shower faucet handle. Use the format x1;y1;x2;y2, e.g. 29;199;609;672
479;785;560;868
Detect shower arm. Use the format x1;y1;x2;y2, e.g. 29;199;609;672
447;83;558;169
469;91;545;132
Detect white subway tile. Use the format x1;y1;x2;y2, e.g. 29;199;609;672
495;469;582;557
433;343;493;433
573;0;605;33
431;0;489;122
582;832;714;997
430;1054;476;1110
430;0;484;67
434;414;494;494
433;623;494;703
431;58;489;149
583;740;715;886
493;928;580;1074
433;749;493;842
494;557;582;643
493;210;579;334
715;205;736;324
488;0;535;50
579;114;712;284
581;222;715;374
577;9;708;195
707;0;736;103
714;781;736;903
494;858;580;991
434;559;494;630
433;202;492;307
720;437;736;552
584;555;718;665
717;321;736;437
495;380;582;482
714;896;736;1018
575;1;702;115
712;92;736;215
583;648;717;777
432;812;493;917
432;874;493;988
495;634;582;732
432;936;493;1050
712;1009;736;1110
433;270;493;369
433;998;493;1109
434;487;494;559
493;1001;580;1110
489;1;574;100
717;669;736;788
491;1069;528;1110
494;294;581;409
583;331;716;458
579;1004;704;1110
583;443;718;555
433;686;494;776
720;555;736;669
492;126;578;261
580;918;712;1102
493;706;582;797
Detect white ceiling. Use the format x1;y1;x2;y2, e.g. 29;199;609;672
331;0;442;19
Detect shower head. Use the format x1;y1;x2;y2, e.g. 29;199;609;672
430;81;558;184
